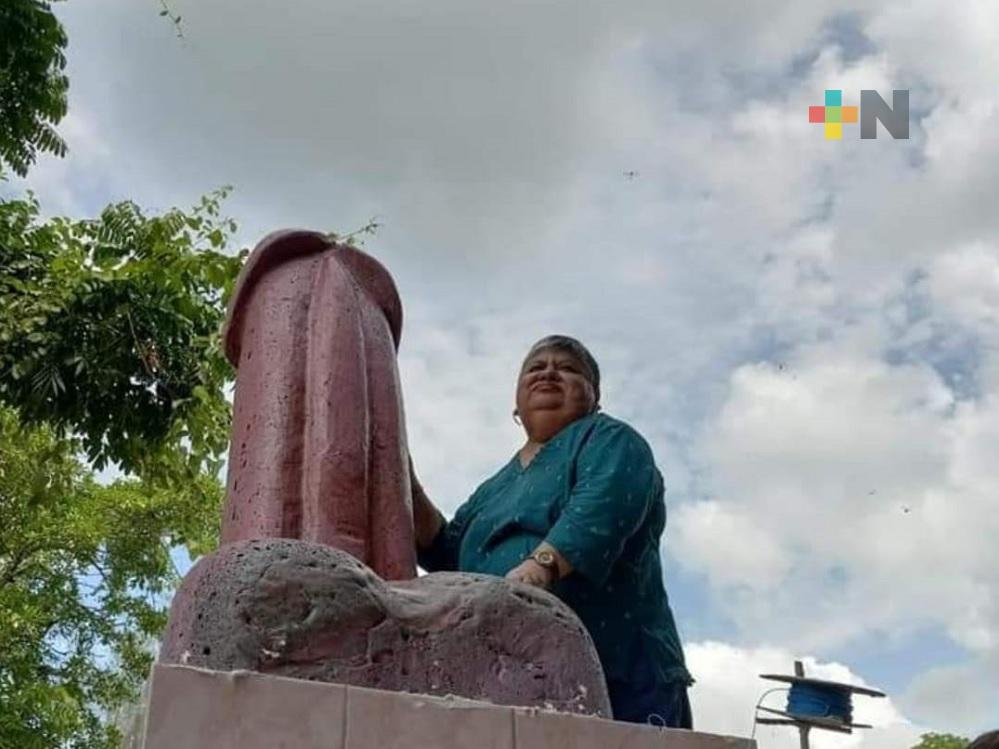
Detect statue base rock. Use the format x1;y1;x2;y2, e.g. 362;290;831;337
159;539;610;716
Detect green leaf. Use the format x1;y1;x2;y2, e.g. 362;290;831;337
0;0;70;177
0;189;242;478
0;406;224;749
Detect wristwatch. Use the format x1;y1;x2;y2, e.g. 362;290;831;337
530;549;560;582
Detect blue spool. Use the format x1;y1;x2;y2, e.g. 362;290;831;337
786;682;853;723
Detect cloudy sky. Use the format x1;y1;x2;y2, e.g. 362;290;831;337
14;0;999;743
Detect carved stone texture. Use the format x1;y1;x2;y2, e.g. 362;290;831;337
220;230;415;581
159;539;611;717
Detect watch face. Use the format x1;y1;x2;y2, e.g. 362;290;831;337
534;550;555;566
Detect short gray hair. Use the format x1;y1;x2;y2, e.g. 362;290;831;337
523;335;601;404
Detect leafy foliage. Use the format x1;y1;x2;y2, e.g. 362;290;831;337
0;405;223;749
0;189;246;481
0;0;69;176
911;734;970;749
0;189;245;747
0;3;251;746
325;216;381;247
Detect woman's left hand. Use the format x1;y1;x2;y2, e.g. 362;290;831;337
505;559;555;589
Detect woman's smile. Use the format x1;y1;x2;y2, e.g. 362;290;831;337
531;381;562;392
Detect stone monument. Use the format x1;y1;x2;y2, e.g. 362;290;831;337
150;229;757;749
159;230;610;715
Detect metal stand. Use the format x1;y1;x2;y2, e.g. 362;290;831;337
755;659;885;747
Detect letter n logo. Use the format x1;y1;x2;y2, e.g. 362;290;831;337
860;90;910;139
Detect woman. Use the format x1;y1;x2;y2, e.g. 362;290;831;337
411;334;693;727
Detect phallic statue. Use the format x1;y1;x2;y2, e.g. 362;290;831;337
219;230;416;581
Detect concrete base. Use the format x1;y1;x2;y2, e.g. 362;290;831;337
141;664;755;749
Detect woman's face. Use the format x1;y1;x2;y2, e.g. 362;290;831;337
515;347;596;435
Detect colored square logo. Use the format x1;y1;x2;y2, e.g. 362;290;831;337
809;89;909;139
810;91;860;139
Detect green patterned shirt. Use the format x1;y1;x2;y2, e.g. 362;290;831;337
419;412;691;688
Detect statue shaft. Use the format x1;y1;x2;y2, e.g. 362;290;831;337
220;231;416;580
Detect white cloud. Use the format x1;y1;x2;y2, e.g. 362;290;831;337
901;661;999;738
672;502;791;588
680;317;999;729
929;244;999;330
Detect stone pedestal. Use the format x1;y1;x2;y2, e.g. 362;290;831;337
141;664;756;749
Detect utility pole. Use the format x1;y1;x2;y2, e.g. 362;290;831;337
794;661;811;749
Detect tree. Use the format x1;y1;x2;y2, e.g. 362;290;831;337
0;406;223;749
0;1;252;745
0;0;69;176
0;188;244;481
0;137;247;748
0;197;246;744
911;734;970;749
0;191;245;748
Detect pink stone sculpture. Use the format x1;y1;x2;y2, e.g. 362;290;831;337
220;230;415;581
160;229;612;717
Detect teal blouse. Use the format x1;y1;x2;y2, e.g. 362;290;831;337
419;413;691;689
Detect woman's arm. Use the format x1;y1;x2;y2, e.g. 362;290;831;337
505;541;573;588
410;460;445;550
410;460;484;572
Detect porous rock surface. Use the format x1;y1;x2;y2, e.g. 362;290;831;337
159;539;611;717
